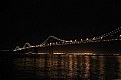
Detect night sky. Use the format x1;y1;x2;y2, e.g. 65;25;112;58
0;0;121;49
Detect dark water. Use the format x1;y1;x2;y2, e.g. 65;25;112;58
0;53;121;80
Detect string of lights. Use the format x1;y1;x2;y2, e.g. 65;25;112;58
14;27;121;51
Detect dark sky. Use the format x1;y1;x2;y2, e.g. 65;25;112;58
0;0;121;49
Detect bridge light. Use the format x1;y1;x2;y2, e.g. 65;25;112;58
18;48;22;50
50;43;52;45
75;40;77;42
70;40;72;42
56;42;58;44
13;50;16;51
101;37;103;39
40;45;43;47
119;35;121;39
86;38;89;41
36;45;39;47
92;37;96;40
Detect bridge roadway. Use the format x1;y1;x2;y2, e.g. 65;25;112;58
13;27;121;53
14;39;121;53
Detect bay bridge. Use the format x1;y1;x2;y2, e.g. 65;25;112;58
14;27;121;52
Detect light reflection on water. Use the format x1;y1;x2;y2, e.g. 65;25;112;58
1;53;121;79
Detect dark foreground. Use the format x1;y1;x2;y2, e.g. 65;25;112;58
0;52;121;80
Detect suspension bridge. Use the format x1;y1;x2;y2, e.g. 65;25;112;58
13;27;121;52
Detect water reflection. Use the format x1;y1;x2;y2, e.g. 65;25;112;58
1;53;121;79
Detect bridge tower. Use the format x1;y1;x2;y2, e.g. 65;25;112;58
48;38;54;54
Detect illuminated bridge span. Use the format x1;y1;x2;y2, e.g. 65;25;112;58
14;27;121;51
